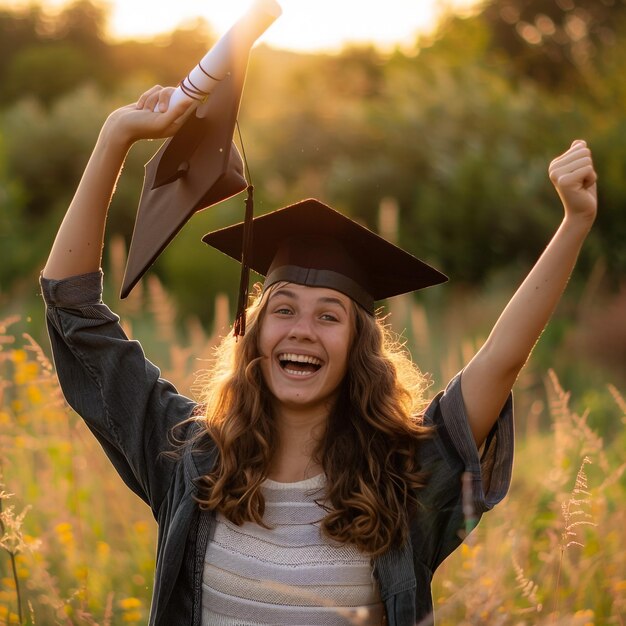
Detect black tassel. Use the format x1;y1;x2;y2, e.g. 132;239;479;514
233;184;254;337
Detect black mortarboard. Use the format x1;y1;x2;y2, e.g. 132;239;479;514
202;198;447;328
120;31;250;299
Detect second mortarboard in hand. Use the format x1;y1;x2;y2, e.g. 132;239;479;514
120;0;282;299
202;198;448;331
119;56;249;299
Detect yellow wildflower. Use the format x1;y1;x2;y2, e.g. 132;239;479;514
11;350;27;363
26;384;43;405
54;522;74;546
122;610;143;622
15;362;39;385
96;541;111;560
119;597;143;610
74;565;89;581
54;522;72;534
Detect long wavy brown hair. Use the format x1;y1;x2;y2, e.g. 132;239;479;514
192;283;434;556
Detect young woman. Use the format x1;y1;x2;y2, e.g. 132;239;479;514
41;86;597;625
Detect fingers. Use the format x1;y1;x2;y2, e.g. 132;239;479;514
136;85;161;110
554;165;597;190
548;140;596;188
159;98;194;133
165;96;194;120
548;139;598;221
135;85;176;112
550;156;593;183
550;140;589;168
129;85;193;136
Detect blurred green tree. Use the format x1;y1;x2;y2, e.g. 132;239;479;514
4;42;95;105
0;134;28;299
0;4;42;91
479;0;626;92
0;1;112;106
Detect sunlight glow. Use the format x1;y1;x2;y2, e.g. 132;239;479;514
111;0;442;51
15;0;479;53
111;0;479;51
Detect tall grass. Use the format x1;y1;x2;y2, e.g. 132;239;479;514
429;370;626;626
1;266;625;624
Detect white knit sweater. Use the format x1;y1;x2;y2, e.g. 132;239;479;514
201;474;383;625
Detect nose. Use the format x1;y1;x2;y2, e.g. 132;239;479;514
288;313;316;341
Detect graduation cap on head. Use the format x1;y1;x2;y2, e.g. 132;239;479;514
202;198;448;333
120;0;282;299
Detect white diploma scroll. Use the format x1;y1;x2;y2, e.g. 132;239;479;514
162;0;282;112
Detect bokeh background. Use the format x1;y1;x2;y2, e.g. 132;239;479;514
1;0;625;624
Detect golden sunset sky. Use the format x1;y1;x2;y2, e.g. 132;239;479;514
11;0;479;52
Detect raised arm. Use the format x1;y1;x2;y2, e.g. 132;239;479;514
42;86;191;280
460;140;597;446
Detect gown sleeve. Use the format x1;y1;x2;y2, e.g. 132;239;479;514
411;370;514;573
40;271;198;515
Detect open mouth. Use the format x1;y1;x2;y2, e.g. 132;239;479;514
277;353;323;376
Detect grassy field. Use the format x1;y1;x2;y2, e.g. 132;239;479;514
1;272;625;625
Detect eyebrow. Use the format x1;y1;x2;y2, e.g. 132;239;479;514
269;288;349;314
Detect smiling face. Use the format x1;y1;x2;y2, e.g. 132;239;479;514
258;283;354;419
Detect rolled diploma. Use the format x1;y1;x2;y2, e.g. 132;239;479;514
162;0;282;112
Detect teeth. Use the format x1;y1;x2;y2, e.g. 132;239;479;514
278;353;322;366
283;368;314;376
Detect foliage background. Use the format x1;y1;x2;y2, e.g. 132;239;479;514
0;0;625;623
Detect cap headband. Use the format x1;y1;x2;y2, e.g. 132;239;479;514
263;266;375;313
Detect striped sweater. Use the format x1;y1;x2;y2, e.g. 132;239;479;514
202;473;383;625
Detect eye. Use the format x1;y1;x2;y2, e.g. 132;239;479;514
320;312;340;322
272;306;293;316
